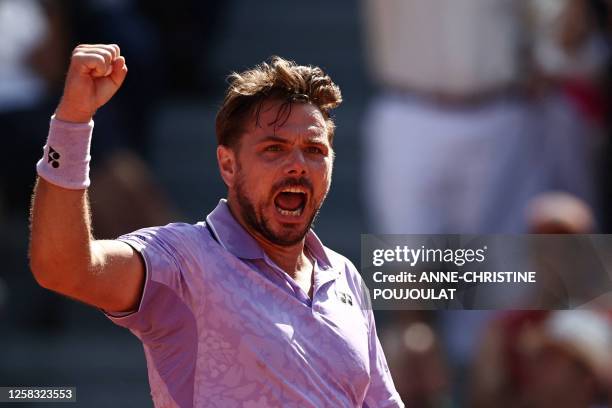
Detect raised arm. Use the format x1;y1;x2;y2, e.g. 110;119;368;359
29;44;144;313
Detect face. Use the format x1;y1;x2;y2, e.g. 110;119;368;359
218;100;334;246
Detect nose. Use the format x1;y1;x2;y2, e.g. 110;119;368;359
285;147;307;176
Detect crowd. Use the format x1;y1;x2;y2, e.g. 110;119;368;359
362;0;612;405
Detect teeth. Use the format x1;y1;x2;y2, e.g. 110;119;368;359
276;207;303;217
275;187;306;217
281;187;306;194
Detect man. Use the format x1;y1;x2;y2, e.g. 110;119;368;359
28;44;404;407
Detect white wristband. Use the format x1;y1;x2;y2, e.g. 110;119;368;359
36;115;94;189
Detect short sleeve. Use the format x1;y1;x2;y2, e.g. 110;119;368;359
363;307;405;408
103;224;190;336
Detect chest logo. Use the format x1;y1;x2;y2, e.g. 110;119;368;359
337;291;353;306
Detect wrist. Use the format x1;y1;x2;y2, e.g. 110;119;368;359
54;104;94;124
36;116;94;190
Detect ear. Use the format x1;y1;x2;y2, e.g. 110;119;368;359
217;145;237;187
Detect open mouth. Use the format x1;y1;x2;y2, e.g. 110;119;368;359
274;187;308;217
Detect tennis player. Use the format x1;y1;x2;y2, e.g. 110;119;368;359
29;44;404;407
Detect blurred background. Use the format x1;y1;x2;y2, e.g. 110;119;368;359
1;0;612;406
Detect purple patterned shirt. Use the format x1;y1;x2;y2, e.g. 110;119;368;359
105;199;403;407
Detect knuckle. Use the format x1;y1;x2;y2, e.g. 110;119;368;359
71;51;87;63
73;44;89;52
100;49;112;61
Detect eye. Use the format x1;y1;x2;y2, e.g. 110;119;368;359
305;146;324;154
265;145;283;152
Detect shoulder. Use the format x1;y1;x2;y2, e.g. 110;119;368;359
121;221;207;240
118;222;211;252
116;222;216;277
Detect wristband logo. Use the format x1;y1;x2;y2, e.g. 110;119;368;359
47;147;61;168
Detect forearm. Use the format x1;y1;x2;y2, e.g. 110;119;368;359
27;44;142;311
29;177;96;291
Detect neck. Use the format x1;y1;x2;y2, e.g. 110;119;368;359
253;235;310;278
227;199;310;278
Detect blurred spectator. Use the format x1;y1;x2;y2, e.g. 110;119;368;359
471;193;610;407
470;310;612;408
530;0;610;124
528;0;609;222
379;312;452;407
526;191;596;233
522;310;612;408
0;0;71;331
525;191;612;309
0;0;68;215
360;1;605;404
595;0;612;231
360;2;531;403
470;310;549;408
0;0;54;111
361;0;599;235
361;0;535;235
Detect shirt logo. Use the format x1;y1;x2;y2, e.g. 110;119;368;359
337;291;353;306
48;147;61;168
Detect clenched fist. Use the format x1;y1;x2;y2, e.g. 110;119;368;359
55;44;127;123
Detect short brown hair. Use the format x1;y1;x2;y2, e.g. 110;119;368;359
215;56;342;148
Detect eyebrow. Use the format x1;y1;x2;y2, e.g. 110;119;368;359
257;135;329;146
257;135;289;144
304;138;329;146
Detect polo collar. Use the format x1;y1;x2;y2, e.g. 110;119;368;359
205;199;333;270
